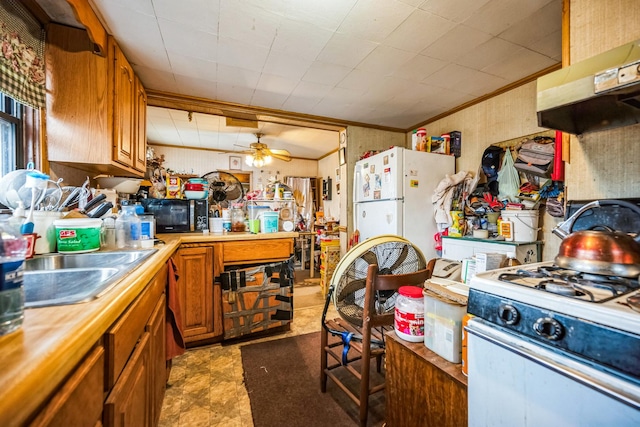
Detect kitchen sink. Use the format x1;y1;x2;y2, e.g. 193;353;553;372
23;249;157;308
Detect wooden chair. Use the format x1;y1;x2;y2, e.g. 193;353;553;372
320;263;432;426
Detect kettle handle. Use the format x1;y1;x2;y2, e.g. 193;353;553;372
552;199;640;242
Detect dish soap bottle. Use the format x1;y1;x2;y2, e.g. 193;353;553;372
0;216;28;336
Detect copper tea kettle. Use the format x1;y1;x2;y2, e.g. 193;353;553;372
552;200;640;277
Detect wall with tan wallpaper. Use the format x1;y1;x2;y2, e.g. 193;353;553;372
406;0;640;262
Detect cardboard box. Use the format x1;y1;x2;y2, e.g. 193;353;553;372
461;258;476;284
475;252;506;274
166;176;182;199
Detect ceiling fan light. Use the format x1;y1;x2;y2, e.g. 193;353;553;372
254;158;265;168
264;155;272;164
245;155;254;166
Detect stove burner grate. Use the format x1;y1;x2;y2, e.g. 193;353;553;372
498;265;639;303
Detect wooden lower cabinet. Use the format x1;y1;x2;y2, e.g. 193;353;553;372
28;264;168;427
385;332;468;427
104;332;151;427
104;265;167;427
29;346;105;427
174;245;222;343
147;295;166;426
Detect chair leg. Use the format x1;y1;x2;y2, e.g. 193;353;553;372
320;326;328;393
376;354;382;373
359;351;371;426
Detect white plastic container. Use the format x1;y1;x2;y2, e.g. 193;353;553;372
33;211;62;254
394;286;425;342
260;211;279;233
54;218;102;253
500;210;539;242
423;288;467;363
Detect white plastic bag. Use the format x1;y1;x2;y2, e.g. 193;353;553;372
497;148;520;202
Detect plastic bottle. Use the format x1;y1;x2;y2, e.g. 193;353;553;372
9;201;26;230
0;217;28;336
116;205;142;249
501;252;522;267
394;286;425;342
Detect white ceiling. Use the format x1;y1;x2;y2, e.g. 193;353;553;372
146;106;338;159
41;0;562;159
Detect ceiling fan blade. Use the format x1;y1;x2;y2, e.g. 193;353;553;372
269;148;291;157
270;153;292;162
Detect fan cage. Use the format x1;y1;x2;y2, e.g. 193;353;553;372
201;170;246;208
330;235;426;327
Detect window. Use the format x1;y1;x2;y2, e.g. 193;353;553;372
0;92;25;175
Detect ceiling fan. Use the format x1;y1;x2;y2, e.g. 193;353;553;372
239;133;292;167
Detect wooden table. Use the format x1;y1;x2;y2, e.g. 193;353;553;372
385;331;468;426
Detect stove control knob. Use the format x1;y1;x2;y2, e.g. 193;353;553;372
533;317;564;340
498;303;519;325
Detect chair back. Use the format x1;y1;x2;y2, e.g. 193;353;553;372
362;264;432;328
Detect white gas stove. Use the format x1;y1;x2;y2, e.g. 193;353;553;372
470;261;640;336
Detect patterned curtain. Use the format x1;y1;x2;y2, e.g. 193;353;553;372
0;0;45;109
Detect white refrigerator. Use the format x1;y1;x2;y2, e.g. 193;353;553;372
353;146;455;261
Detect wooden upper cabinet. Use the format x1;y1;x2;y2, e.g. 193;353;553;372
135;78;148;172
45;23;147;177
112;39;136;170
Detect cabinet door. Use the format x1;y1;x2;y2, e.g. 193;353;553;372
104;332;151;427
29;346;105;427
175;246;215;341
146;294;166;427
112;39;136;169
134;78;147;172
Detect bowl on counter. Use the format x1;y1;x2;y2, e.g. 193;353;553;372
184;190;208;200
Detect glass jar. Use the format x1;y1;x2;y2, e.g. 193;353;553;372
0;217;28;336
394;285;425;342
116;205;141;248
231;204;246;232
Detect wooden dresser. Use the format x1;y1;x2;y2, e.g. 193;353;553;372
385;331;468;426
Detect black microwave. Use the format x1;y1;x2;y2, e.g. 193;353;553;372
141;199;209;233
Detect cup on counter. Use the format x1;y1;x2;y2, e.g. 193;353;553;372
249;219;260;234
210;217;224;233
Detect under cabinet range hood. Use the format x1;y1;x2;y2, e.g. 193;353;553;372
537;39;640;134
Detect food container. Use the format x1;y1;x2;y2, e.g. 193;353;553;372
394;286;425;342
54;218;102;253
423;279;469;363
33;211;63;254
247;205;270;221
184;190;208;200
184;183;205;191
259;211;279;233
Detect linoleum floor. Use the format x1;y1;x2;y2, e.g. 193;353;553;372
158;281;334;427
